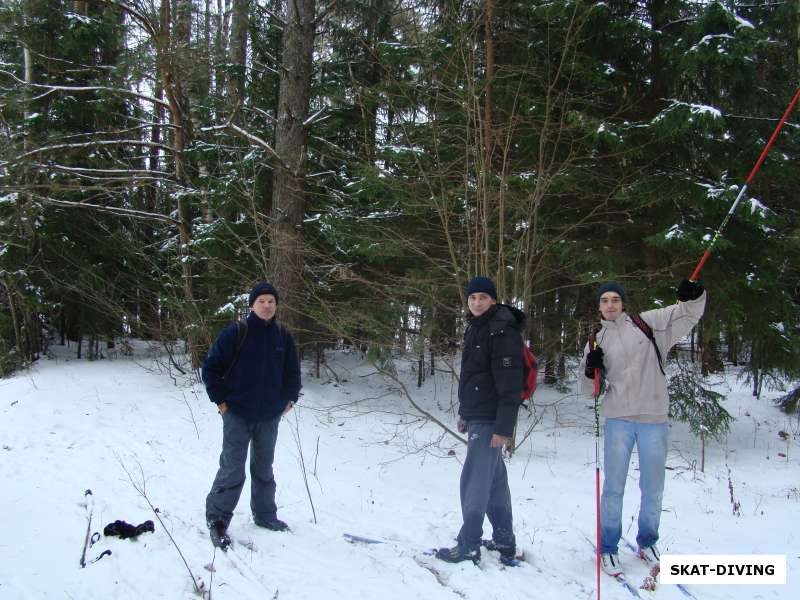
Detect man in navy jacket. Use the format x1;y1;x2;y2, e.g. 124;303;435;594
203;282;301;549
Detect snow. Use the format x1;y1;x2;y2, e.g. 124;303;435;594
215;302;237;316
652;101;722;126
689;34;734;53
1;344;798;599
64;11;95;25
748;198;769;217
380;144;425;155
665;224;684;240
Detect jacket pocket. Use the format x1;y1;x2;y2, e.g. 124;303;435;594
462;373;495;408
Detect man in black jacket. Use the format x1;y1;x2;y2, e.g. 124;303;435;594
202;282;302;550
436;276;525;564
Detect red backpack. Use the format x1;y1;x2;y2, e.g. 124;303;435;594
520;344;538;403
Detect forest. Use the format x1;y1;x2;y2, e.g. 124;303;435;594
1;0;799;408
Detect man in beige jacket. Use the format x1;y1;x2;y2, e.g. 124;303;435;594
580;279;706;577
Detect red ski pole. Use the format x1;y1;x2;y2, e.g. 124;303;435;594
690;86;800;281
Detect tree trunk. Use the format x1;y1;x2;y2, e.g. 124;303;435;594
269;0;316;334
483;0;496;168
215;0;231;98
700;320;723;376
229;0;249;106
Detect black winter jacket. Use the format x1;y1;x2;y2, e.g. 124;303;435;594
458;304;525;438
202;312;302;422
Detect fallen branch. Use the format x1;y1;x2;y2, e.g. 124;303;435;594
373;358;465;446
115;454;206;596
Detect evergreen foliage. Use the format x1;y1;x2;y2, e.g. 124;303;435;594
669;362;733;441
0;0;797;409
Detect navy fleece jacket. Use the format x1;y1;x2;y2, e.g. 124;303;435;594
202;312;301;422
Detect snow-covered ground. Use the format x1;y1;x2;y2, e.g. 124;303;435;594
1;342;797;599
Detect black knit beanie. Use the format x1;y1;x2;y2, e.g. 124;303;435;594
249;282;279;306
597;281;626;303
465;276;497;300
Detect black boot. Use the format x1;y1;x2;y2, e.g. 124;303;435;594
482;539;517;564
254;517;289;532
435;545;480;564
209;521;231;551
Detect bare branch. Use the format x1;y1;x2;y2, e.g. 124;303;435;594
302;107;328;127
0;69;171;110
33;195;179;225
114;454;205;596
375;359;466;446
31;163;172;177
11;139;173;164
226;122;288;168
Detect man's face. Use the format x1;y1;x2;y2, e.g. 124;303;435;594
467;292;496;317
252;294;277;321
599;292;624;320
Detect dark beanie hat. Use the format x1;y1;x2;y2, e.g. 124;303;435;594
597;281;626;303
465;276;497;300
249;282;279;306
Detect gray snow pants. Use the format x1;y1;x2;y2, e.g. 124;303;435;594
456;421;515;552
205;410;281;527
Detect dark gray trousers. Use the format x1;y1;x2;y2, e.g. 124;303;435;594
206;410;281;526
456;421;515;552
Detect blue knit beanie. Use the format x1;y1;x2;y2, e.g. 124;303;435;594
465;276;497;300
597;281;626;303
249;282;279;306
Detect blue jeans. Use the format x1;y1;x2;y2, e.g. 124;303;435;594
600;418;668;554
456;422;515;552
206;410;281;526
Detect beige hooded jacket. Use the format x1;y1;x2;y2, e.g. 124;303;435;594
579;292;706;421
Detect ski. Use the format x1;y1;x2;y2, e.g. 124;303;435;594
622;538;698;600
344;534;490;569
583;535;642;599
343;532;384;545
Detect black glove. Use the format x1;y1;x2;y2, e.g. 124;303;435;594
104;519;155;540
584;347;604;379
677;278;704;302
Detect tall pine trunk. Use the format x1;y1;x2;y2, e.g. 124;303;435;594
269;0;316;335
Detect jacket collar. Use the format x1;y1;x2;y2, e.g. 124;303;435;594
247;311;276;328
467;304;499;328
600;311;629;328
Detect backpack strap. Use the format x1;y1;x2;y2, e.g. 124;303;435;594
222;320;248;381
630;314;665;376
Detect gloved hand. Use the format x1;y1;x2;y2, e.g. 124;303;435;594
677;278;704;302
584;347;604;379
